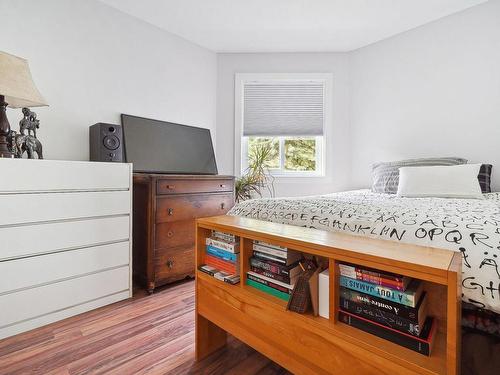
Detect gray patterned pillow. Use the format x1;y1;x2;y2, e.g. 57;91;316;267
372;157;468;194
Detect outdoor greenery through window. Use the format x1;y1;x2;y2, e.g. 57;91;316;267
246;136;321;174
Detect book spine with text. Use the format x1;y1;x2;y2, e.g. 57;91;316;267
211;230;237;243
252;243;287;258
206;238;240;253
339;276;419;307
253;250;286;264
250;266;291;284
339;287;425;322
254;240;287;251
249;257;297;277
338;310;435;356
246;279;290;301
339;297;421;336
246;273;293;295
206;245;239;263
205;254;238;274
339;263;409;290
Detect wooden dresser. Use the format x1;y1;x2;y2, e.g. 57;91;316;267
133;174;235;293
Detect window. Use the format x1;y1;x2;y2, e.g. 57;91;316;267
235;73;331;177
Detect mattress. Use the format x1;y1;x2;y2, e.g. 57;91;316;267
228;189;500;314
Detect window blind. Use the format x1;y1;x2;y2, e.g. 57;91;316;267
242;81;324;137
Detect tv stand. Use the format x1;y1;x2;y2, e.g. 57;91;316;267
133;173;234;293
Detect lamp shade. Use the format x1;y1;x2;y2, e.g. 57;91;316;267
0;51;48;108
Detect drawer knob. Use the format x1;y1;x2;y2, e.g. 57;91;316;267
166;260;174;269
219;184;226;188
167;231;173;237
168;208;174;216
220;202;225;210
166;185;175;189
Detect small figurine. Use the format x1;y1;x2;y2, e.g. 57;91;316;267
16;107;43;159
20;107;40;138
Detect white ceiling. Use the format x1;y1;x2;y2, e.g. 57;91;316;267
100;0;488;52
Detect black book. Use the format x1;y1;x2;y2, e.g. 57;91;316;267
338;310;436;356
339;287;427;324
249;256;301;277
250;266;291;284
339;297;422;336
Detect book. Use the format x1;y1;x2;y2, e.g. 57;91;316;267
249;265;298;284
205;254;238;274
247;271;294;289
206;245;239;263
246;279;290;301
198;264;218;276
340;287;427;325
253;250;302;266
339;297;422;336
249;257;301;277
339;276;423;308
214;271;231;281
246;272;293;295
252;243;287;258
254;240;287;251
211;230;237;243
223;274;240;285
338;310;437;356
206;237;240;253
339;263;411;291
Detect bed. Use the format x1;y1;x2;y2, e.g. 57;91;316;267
228;189;500;315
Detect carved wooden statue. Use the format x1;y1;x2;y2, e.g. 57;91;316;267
8;107;44;159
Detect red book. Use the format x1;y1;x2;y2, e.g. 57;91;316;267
205;254;238;274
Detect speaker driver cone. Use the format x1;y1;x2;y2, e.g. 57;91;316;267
103;135;120;150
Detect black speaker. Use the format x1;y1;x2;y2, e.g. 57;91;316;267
89;123;124;162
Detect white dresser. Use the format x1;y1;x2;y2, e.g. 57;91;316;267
0;159;132;339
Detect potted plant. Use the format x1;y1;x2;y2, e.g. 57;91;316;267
235;141;276;202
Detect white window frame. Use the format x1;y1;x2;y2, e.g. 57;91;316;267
234;73;332;178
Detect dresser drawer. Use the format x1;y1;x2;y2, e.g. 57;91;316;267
0;266;129;330
0;216;129;261
0;191;130;226
156;193;233;223
155;220;195;250
154;245;194;284
157;178;233;195
0;242;130;294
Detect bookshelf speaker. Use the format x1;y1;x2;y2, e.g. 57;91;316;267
89;123;124;162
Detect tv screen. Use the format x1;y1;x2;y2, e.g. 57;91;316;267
121;114;218;174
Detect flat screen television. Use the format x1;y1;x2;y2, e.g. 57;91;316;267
121;114;218;174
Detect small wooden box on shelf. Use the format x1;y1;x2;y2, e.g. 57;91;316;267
195;215;461;375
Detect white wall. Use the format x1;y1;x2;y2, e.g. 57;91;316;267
0;0;217;161
350;0;500;190
216;53;351;196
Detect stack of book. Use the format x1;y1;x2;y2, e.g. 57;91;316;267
246;240;302;301
198;230;240;285
338;263;436;356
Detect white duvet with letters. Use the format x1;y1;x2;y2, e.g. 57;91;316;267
229;190;500;313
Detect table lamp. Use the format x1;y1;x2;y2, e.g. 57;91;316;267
0;51;48;158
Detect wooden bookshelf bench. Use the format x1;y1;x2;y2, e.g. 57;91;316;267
195;215;461;375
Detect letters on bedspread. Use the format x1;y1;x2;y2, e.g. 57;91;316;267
228;190;500;313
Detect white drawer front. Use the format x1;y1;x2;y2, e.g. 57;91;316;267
0;291;130;339
0;216;129;261
0;242;130;294
0;266;130;329
0;191;130;226
0;159;131;192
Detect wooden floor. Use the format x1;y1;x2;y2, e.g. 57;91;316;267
0;280;290;375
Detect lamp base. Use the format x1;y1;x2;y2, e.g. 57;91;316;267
0;95;13;158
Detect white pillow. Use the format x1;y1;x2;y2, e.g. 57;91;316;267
397;164;483;199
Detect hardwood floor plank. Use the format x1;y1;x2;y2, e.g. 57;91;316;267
0;280;287;375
